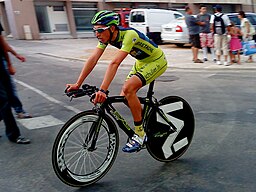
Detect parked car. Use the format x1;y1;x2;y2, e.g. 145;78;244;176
161;17;189;47
226;12;256;40
227;12;256;28
161;12;256;47
129;8;183;44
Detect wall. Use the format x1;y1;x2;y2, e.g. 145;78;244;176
5;0;40;39
0;2;10;35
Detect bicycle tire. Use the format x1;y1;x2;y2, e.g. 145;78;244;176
145;96;195;162
52;110;119;187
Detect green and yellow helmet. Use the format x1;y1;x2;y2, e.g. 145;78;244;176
91;10;119;26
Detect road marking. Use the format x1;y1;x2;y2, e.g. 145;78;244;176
15;79;81;114
17;115;64;130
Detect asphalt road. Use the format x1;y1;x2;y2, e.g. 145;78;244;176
0;48;255;192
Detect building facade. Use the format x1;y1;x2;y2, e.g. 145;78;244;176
0;0;255;40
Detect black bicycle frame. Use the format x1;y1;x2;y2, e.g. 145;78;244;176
89;80;177;149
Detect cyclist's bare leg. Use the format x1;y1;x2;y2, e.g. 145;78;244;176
121;76;147;152
121;76;146;138
121;75;142;122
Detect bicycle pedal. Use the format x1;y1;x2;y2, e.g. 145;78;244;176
141;145;146;150
135;147;144;153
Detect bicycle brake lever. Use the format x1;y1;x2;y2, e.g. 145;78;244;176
90;93;96;103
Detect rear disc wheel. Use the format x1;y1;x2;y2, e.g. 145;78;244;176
145;96;195;162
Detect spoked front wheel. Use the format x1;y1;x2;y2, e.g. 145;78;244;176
145;96;195;162
52;111;119;187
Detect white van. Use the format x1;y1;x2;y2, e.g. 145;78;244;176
129;9;183;44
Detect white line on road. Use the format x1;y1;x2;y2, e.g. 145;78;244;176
18;115;64;130
15;79;82;114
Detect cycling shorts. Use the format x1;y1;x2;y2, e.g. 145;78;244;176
126;52;167;86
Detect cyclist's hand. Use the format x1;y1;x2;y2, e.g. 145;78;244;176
93;91;106;104
66;83;79;92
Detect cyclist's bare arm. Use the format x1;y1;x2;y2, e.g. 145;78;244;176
100;50;128;91
67;47;104;91
93;50;128;104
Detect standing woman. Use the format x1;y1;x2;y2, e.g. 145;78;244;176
238;11;254;63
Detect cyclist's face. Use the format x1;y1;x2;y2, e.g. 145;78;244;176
93;25;111;43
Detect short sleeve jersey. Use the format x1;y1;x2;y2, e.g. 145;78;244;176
185;14;200;35
210;13;231;26
197;13;211;33
97;27;163;62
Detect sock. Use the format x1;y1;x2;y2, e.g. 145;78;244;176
203;47;207;59
134;121;145;138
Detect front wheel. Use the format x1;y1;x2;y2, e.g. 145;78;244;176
52;111;119;187
145;96;195;162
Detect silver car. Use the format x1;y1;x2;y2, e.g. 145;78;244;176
161;12;256;47
226;12;256;35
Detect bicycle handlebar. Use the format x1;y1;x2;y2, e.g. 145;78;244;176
65;84;109;100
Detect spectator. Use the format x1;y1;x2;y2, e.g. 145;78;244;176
238;11;254;63
210;5;231;66
229;22;243;64
0;22;30;144
2;40;32;118
197;4;216;62
185;6;205;63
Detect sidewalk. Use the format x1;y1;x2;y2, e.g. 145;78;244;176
8;38;256;70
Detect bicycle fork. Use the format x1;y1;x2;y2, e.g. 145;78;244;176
85;107;104;151
87;118;103;151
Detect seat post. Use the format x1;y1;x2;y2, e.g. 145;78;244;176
146;81;155;98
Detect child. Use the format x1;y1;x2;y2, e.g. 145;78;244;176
229;22;243;64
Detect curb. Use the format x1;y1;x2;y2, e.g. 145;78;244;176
38;52;256;71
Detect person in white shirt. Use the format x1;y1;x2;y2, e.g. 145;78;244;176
210;5;231;66
238;11;254;63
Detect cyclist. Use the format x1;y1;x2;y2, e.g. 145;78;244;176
66;10;168;153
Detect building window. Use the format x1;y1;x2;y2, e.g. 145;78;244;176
35;2;69;34
53;6;64;12
35;5;51;33
72;3;97;32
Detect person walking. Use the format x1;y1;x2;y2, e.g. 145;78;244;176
197;4;216;62
2;40;32;118
238;11;255;63
185;6;205;63
210;5;231;66
0;22;30;144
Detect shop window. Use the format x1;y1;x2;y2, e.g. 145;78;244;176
72;3;97;32
53;6;64;11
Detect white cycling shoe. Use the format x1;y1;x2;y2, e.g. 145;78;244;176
122;134;147;153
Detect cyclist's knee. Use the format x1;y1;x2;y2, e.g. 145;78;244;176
122;83;139;97
122;77;142;96
122;84;133;96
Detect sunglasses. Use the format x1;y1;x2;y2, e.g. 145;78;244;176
93;26;110;33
